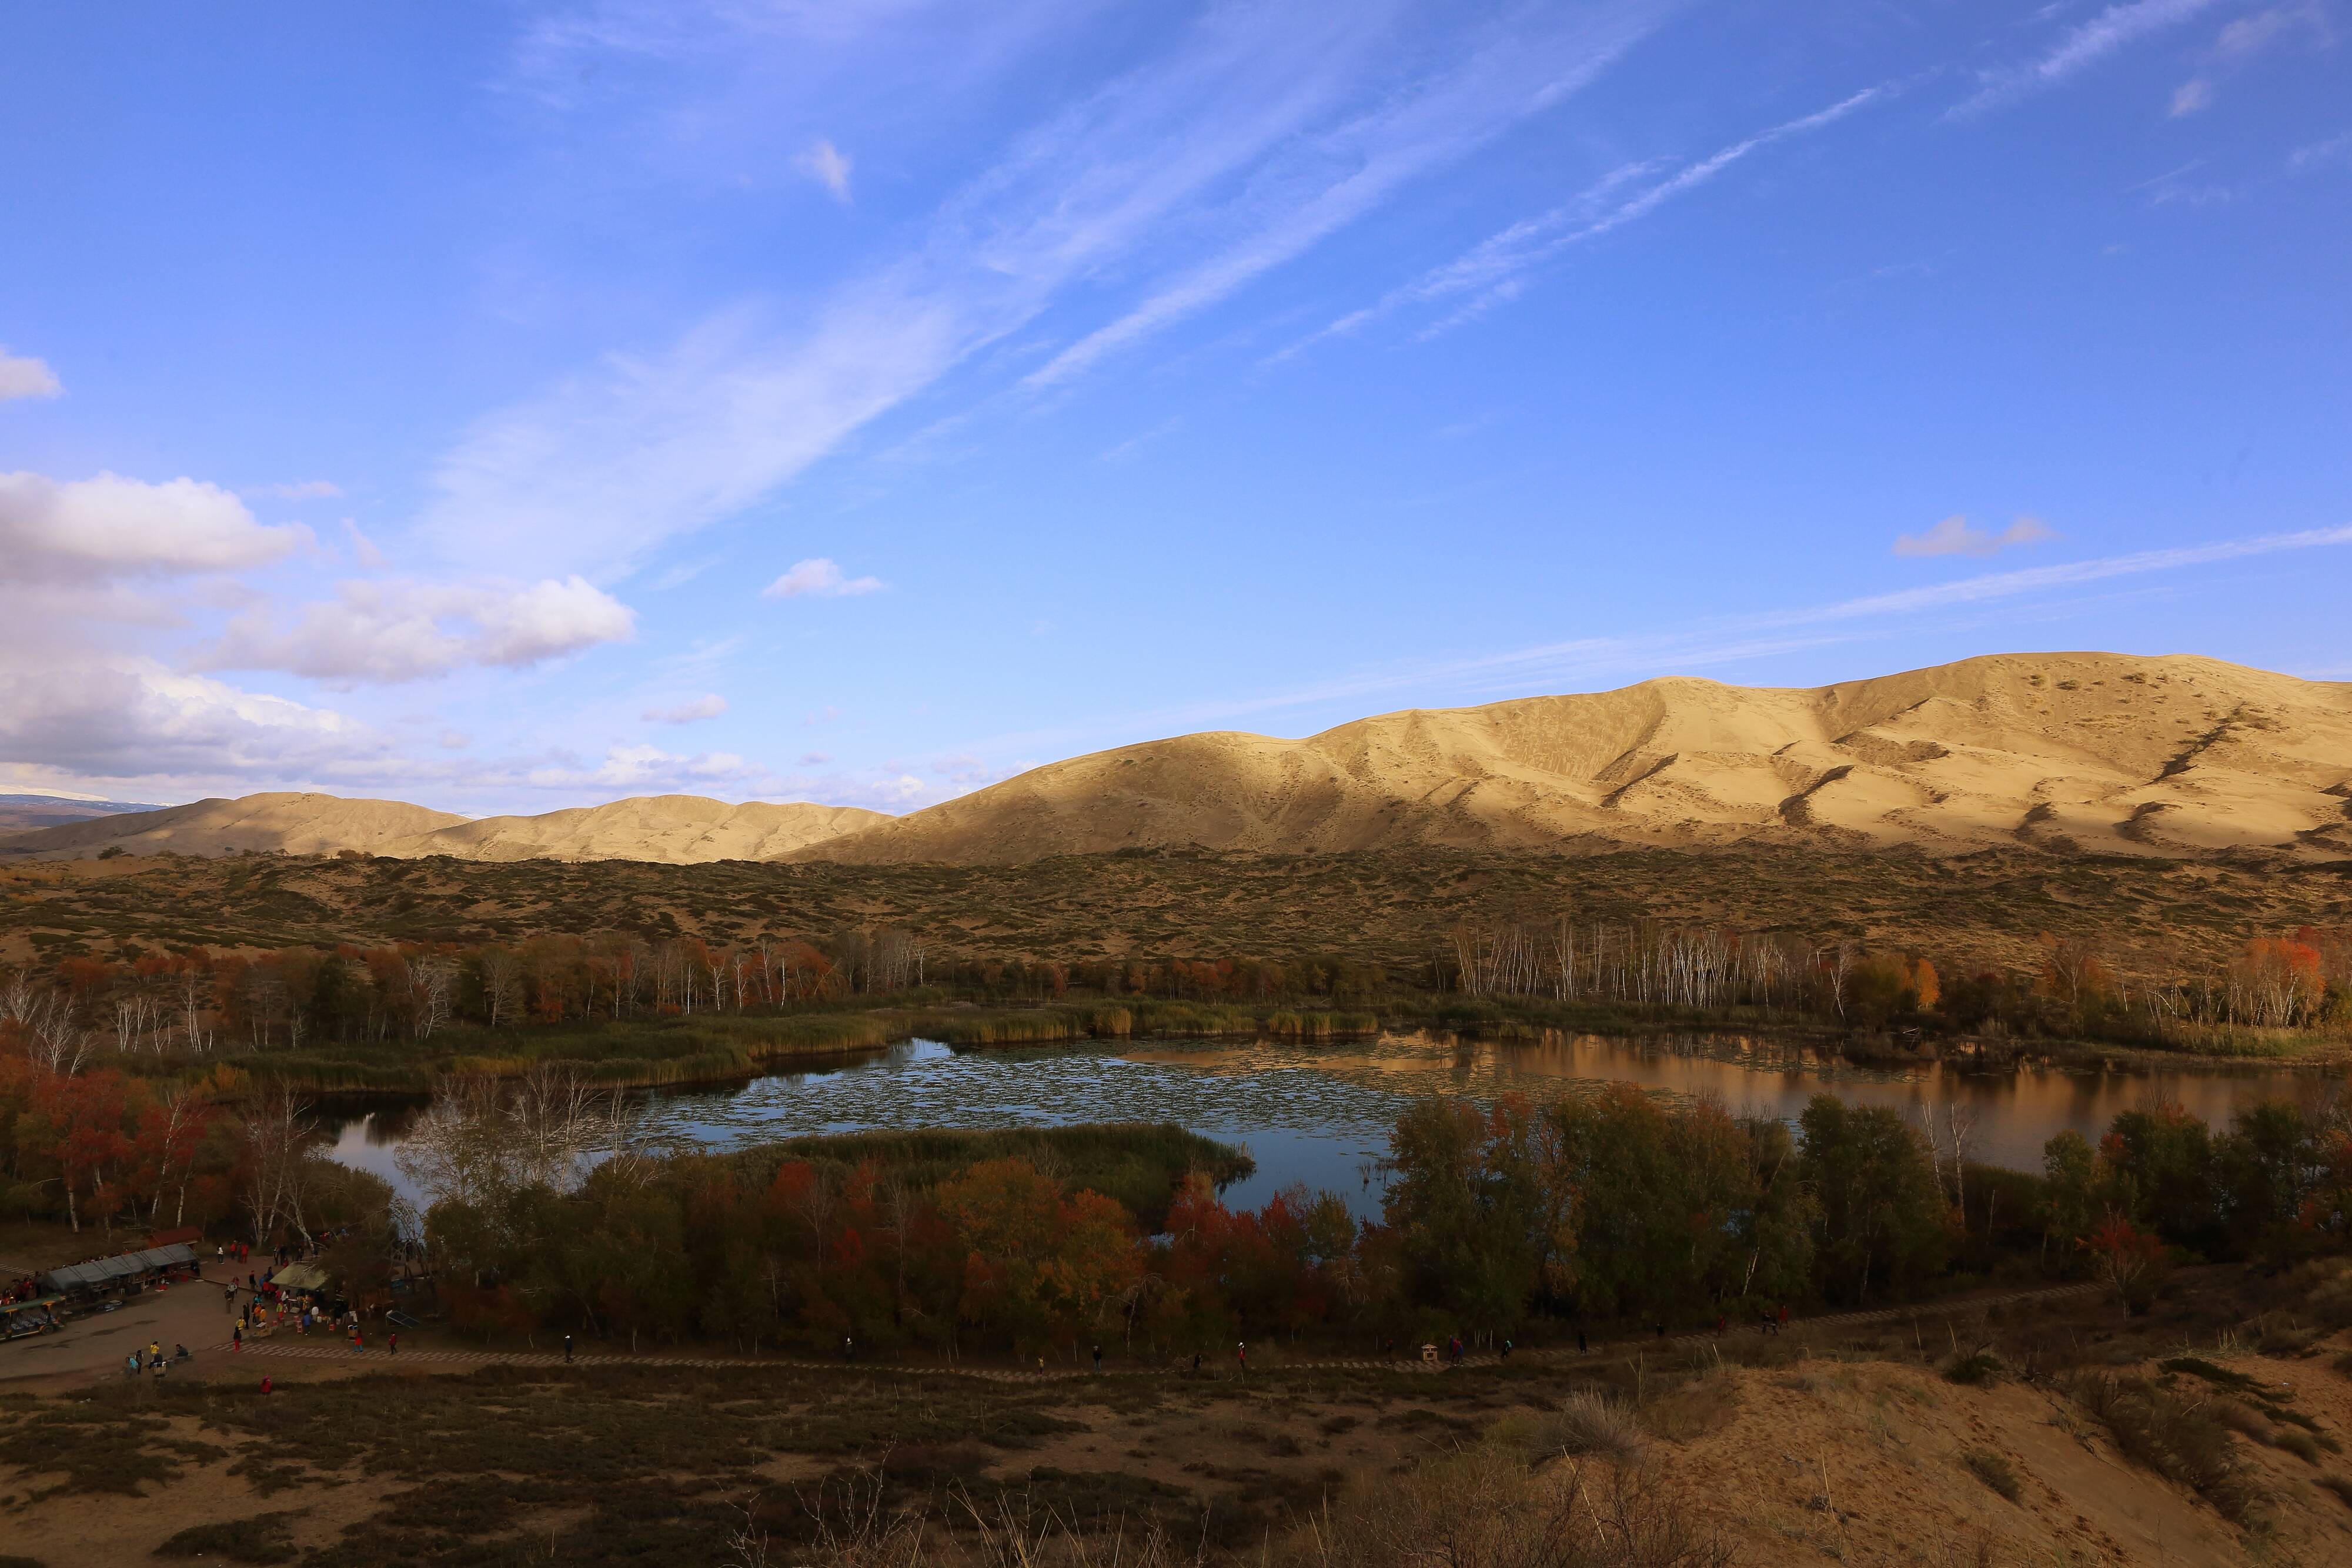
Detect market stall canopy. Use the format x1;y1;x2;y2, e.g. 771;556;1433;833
270;1263;330;1292
37;1243;197;1294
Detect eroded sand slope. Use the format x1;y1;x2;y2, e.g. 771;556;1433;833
800;651;2352;864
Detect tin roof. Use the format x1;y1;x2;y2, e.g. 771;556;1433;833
36;1243;197;1293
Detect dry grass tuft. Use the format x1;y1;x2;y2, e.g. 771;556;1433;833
1285;1445;1730;1568
1960;1449;2022;1503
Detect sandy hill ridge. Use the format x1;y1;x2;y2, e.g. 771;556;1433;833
796;651;2352;864
409;795;887;862
6;652;2347;866
0;792;884;864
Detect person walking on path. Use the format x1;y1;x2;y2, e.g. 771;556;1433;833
1091;1343;1102;1373
232;1325;242;1352
1235;1341;1247;1373
1576;1327;1588;1354
223;1285;234;1314
389;1332;398;1356
563;1334;574;1365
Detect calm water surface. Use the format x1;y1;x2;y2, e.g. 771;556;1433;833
329;1031;2341;1219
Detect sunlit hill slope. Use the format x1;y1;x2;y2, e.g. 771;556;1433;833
5;653;2346;865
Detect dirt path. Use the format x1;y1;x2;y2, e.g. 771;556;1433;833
205;1281;2102;1382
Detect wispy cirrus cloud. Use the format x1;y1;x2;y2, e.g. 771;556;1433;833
420;2;1668;581
976;522;2352;748
2290;128;2352;167
1023;3;1668;389
1283;83;1890;353
1949;0;2224;119
2170;4;2333;116
643;693;727;724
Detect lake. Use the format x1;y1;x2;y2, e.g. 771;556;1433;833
327;1031;2340;1219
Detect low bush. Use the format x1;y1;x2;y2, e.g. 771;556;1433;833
2072;1372;2262;1523
1961;1449;2021;1503
1541;1391;1646;1462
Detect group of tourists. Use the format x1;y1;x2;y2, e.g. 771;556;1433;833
122;1339;191;1378
226;1285;372;1352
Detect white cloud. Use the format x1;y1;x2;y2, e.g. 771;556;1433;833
198;575;637;682
0;470;306;582
761;557;883;599
2169;76;2214;113
643;693;728;723
0;656;371;781
1951;0;2223;118
0;349;62;402
477;576;639;664
1893;514;2059;558
797;138;853;201
525;742;760;791
269;479;343;500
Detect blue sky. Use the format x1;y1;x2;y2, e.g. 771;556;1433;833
1;0;2346;815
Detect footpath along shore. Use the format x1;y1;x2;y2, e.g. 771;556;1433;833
202;1281;2102;1383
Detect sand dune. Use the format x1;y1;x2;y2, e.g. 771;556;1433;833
0;791;883;864
7;653;2346;865
405;795;886;863
0;792;472;859
795;651;2352;864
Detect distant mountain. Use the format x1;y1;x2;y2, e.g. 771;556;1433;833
0;794;168;834
0;791;884;864
5;653;2346;867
